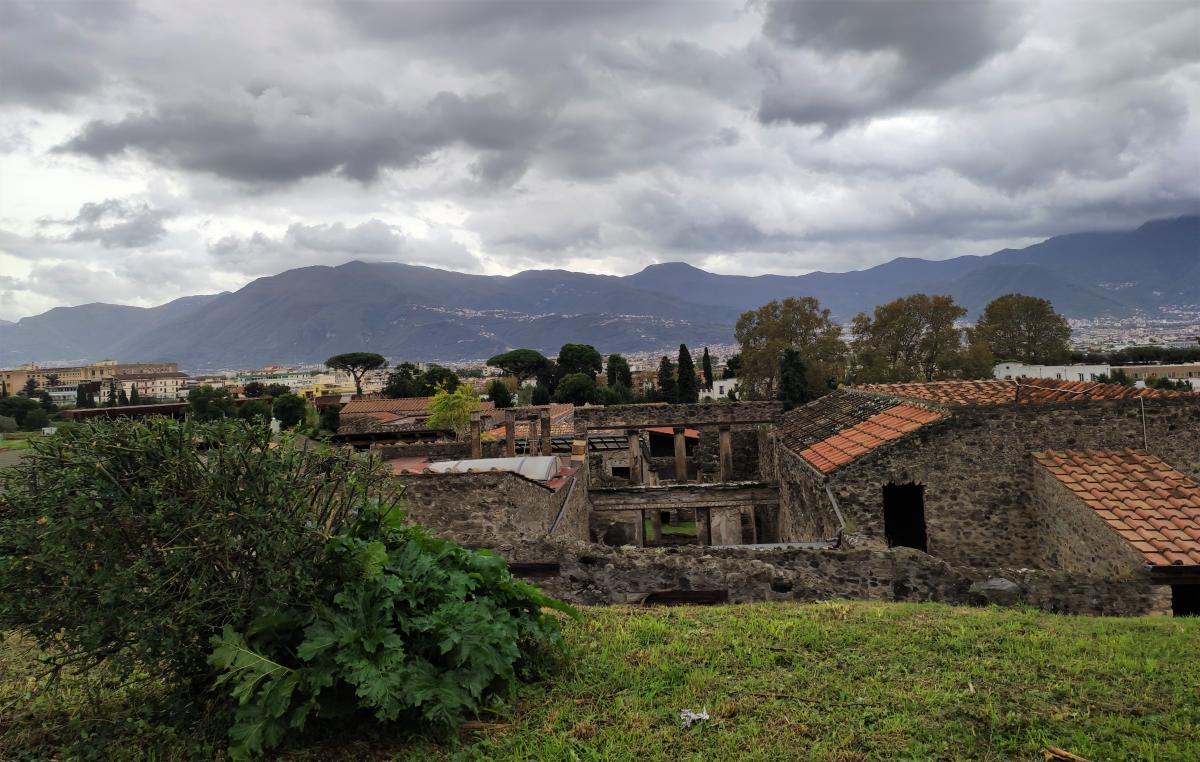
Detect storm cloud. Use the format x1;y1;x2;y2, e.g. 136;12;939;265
0;0;1196;320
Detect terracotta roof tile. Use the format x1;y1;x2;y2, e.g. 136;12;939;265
1033;448;1200;567
855;379;1196;407
779;391;945;473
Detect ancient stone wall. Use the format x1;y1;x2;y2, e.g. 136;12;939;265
692;428;762;481
773;444;841;543
397;470;587;546
497;540;1171;617
1028;465;1146;575
798;397;1200;569
376;440;469;461
573;401;782;433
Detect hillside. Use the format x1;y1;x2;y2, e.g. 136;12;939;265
0;215;1195;367
3;601;1197;759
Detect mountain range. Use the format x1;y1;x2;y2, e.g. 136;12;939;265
2;216;1196;369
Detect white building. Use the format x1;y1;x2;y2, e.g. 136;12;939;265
700;377;740;401
993;363;1111;383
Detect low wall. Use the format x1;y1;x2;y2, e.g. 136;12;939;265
494;540;1171;617
574;401;783;433
397;471;587;546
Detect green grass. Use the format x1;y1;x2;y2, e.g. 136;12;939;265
3;602;1198;760
0;437;31;450
644;519;698;537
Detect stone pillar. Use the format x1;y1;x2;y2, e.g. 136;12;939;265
649;506;662;544
539;410;552;457
468;414;482;460
697;507;713;546
673;426;688;483
626;429;641;485
709;508;742;546
527;416;540;455
504;411;516;458
718;425;733;482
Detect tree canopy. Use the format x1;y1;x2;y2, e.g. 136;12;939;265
486;349;551;382
556;344;603;380
243;381;266;398
188;385;235;421
325;352;387;395
425;384;480;437
272;393;307;429
850;294;967;383
701;347;714;390
383;363;460;398
606;354;632;389
973;294;1071;365
734;297;846;400
554;373;597;406
486;378;513;408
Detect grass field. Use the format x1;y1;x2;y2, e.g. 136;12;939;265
2;601;1197;761
0;437;31;450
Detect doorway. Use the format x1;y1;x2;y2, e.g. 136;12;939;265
1172;585;1200;616
883;483;927;552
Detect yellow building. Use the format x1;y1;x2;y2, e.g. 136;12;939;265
0;361;178;395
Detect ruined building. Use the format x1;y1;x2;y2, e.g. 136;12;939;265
377;380;1200;616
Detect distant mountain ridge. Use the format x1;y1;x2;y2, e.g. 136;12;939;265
1;216;1196;368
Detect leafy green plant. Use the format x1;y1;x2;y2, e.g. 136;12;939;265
0;417;397;688
209;503;573;758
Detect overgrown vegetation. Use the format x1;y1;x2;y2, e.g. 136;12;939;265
2;602;1196;760
0;418;568;758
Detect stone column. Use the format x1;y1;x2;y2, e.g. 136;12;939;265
626;429;641;485
504;411;516;458
539;410;552;457
526;416;540;455
673;426;688;483
718;425;733;482
468;414;482;459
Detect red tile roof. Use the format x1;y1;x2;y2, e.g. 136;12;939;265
856;379;1196;407
797;404;944;473
777;390;944;473
1034;448;1200;566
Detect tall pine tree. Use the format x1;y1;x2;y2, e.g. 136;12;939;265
676;344;699;403
129;384;140;404
701;347;714;390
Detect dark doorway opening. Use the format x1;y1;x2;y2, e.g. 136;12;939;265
883;483;927;552
1172;585;1200;616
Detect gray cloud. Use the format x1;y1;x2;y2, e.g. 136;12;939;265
58;90;548;185
758;0;1024;128
52;198;173;248
0;0;1197;321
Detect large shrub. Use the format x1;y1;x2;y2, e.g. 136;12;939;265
0;418;394;686
0;417;570;757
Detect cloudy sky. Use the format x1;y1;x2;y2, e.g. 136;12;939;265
1;0;1197;321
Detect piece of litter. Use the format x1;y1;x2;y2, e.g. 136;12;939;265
680;708;709;728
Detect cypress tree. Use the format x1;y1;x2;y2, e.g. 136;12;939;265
777;348;812;411
129;384;140;404
701;347;714;390
676;344;698;403
117;388;129;406
75;385;86;407
657;356;678;404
